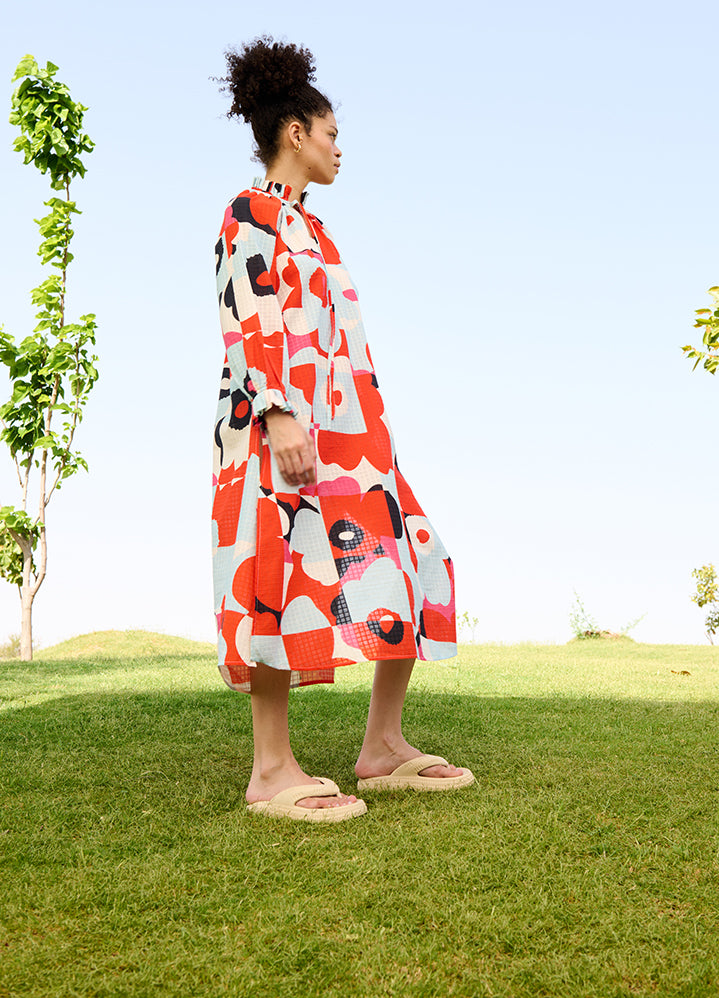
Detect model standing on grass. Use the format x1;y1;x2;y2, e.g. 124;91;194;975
212;37;474;821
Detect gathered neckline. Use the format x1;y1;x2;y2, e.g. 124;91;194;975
252;177;309;205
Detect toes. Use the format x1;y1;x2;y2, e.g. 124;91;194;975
297;793;357;809
329;793;357;807
419;764;462;779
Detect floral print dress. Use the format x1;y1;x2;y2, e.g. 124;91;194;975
212;179;456;692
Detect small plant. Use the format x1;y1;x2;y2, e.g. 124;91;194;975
569;591;645;640
618;613;647;637
0;633;21;658
457;610;479;643
682;286;719;375
569;591;601;639
691;564;719;645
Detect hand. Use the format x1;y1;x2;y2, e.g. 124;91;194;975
263;407;317;487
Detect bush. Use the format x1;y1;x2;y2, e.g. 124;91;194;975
569;591;601;639
569;592;644;641
0;634;21;658
691;564;719;645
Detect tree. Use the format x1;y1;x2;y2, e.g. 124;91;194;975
690;564;719;645
682;286;719;375
0;55;98;660
457;610;479;643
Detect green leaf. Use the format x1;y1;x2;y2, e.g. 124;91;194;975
12;54;39;82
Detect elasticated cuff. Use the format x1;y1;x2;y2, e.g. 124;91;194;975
251;388;297;420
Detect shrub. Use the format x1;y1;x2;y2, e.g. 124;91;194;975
691;564;719;645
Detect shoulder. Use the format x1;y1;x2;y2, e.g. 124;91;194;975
221;188;282;238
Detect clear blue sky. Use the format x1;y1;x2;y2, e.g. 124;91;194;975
1;0;717;647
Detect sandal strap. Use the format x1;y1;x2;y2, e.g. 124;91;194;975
389;755;449;778
266;777;341;808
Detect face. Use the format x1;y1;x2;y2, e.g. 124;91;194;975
301;112;342;185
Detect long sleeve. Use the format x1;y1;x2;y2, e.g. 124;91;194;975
215;193;296;420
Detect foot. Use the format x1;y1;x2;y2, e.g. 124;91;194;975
246;765;359;811
355;736;466;781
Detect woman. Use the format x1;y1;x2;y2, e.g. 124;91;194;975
213;37;473;821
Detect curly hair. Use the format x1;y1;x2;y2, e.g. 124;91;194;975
219;37;333;165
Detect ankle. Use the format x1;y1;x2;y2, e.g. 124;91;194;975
358;730;407;761
251;758;301;785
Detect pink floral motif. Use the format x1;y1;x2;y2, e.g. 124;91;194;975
212;180;456;692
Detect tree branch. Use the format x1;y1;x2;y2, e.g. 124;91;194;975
33;372;60;595
45;404;80;505
8;525;34;591
22;454;31;512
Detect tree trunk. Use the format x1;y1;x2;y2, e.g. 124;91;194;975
20;585;33;661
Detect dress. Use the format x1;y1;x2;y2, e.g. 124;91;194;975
212;178;456;692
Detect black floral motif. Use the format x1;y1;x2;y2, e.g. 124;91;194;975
246;254;274;297
329;519;365;551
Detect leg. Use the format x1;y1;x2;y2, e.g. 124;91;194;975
355;658;465;780
246;662;358;809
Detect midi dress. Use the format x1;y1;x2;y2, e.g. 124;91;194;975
212;178;456;693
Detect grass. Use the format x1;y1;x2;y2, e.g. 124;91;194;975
1;632;718;997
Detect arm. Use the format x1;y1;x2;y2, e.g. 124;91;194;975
216;195;315;485
216;194;295;420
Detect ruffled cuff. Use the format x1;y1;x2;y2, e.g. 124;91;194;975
252;388;297;420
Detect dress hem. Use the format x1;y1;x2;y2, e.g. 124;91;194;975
218;643;458;694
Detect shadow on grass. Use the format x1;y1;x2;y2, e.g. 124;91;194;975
4;686;719;998
4;683;719;798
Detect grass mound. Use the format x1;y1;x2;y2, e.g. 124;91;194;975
38;629;215;661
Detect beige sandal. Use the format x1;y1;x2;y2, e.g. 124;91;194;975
246;777;367;822
357;754;475;792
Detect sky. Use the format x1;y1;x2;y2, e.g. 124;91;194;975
0;0;717;650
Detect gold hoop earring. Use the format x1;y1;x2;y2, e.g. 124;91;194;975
295;142;302;153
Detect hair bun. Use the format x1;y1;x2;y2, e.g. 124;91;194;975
223;37;317;121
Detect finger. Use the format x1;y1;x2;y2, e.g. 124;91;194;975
303;444;316;483
288;448;308;479
276;455;297;486
301;438;316;467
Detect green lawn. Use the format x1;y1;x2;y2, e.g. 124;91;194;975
1;633;718;997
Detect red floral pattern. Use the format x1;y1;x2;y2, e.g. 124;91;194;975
212;180;456;692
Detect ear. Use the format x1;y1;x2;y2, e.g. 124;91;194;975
285;119;303;148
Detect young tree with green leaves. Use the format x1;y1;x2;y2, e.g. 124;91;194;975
691;564;719;645
682;286;719;375
0;55;98;660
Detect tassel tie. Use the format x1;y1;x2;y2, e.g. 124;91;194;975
326;296;337;420
298;201;337;421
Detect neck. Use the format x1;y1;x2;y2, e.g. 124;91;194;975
264;152;309;203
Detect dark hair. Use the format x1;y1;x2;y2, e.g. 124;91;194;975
219;37;333;166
